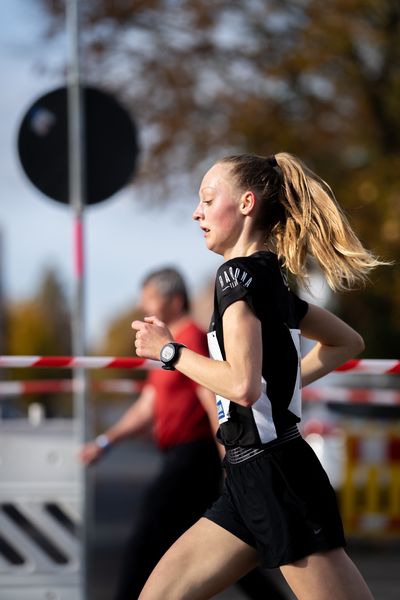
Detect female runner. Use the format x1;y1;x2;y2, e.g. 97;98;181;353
132;153;380;599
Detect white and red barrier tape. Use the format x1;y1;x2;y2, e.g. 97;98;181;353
347;433;400;462
0;356;158;369
0;379;142;396
1;380;400;405
302;387;400;406
0;356;399;373
335;359;400;375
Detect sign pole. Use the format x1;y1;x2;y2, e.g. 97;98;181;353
66;1;89;598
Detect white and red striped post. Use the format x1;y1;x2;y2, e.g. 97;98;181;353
66;1;88;597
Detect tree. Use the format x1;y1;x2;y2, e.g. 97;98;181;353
8;267;72;357
93;303;145;380
38;0;400;356
6;267;72;415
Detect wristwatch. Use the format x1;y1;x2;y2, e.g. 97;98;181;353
95;434;112;451
160;342;186;371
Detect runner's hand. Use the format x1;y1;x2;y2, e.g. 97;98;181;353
132;316;173;360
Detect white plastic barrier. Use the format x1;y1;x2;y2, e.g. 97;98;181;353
0;420;81;600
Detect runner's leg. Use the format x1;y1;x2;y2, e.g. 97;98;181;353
280;548;374;600
139;517;259;600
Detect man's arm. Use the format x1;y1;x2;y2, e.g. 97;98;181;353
79;384;155;465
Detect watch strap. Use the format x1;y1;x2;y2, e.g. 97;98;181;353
160;342;186;371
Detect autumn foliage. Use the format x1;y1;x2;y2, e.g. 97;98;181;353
35;0;400;356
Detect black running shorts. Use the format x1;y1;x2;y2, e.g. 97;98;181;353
204;436;346;568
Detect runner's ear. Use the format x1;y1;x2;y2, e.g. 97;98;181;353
240;191;256;215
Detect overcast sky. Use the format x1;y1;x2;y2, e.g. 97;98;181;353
0;0;222;348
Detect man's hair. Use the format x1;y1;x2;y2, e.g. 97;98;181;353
142;267;190;312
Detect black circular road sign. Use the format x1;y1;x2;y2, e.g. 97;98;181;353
17;86;139;205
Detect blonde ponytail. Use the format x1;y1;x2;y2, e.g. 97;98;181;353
273;152;383;292
219;152;385;292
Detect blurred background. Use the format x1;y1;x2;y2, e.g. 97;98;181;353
0;1;399;599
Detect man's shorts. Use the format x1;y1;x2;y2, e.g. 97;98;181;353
204;435;346;568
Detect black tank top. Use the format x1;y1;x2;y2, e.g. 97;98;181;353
207;251;308;448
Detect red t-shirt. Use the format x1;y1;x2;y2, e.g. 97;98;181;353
149;320;213;450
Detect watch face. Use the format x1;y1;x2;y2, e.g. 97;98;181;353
161;344;175;362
